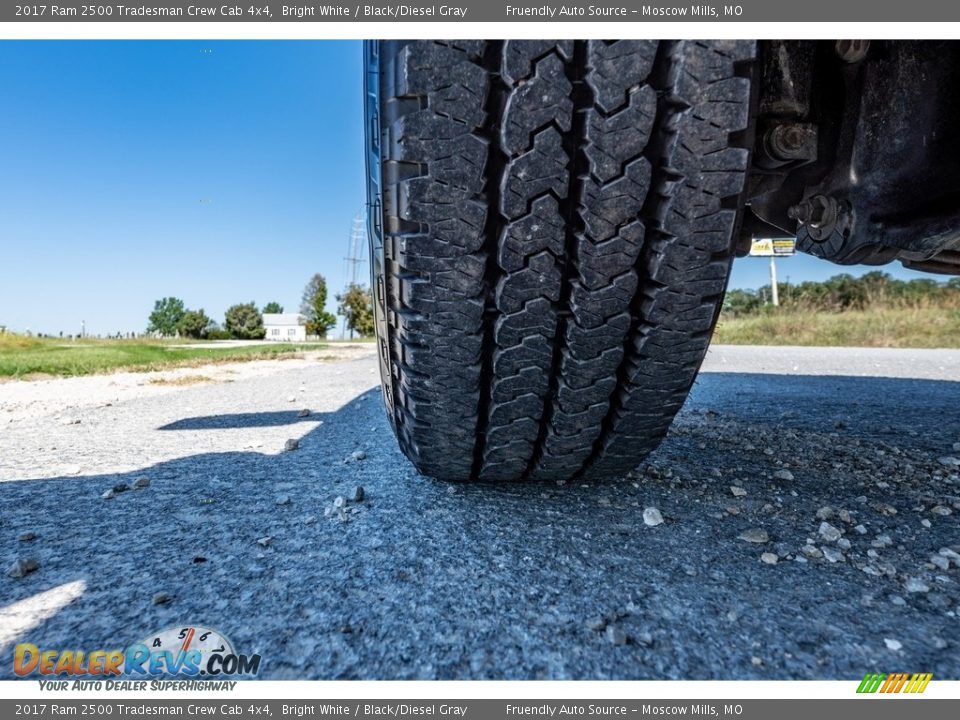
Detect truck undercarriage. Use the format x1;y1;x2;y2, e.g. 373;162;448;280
745;40;960;274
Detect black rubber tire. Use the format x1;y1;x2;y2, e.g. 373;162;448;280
365;40;756;482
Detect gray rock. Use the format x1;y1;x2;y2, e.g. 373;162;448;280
854;524;868;535
818;522;842;543
837;538;852;551
101;489;116;500
257;536;273;547
133;477;150;489
298;408;311;418
884;638;902;651
800;544;823;559
112;483;130;493
773;469;794;481
284;438;300;452
333;496;347;509
938;456;960;468
738;528;769;544
939;548;960;566
822;547;845;563
350;450;367;462
760;552;778;565
8;557;38;578
931;555;950;571
643;507;664;527
304;515;318;525
605;626;628;646
730;486;747;497
152;592;172;605
276;496;292;506
905;578;931;593
585;617;606;632
17;531;37;542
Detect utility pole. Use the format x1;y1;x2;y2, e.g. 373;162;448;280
769;256;779;307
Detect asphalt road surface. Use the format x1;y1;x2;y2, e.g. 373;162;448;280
1;346;958;680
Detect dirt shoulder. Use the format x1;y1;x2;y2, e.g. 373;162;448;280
0;344;376;425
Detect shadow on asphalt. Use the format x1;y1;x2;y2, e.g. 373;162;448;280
2;373;958;680
159;411;323;431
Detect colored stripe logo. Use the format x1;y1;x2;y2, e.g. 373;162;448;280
857;672;932;693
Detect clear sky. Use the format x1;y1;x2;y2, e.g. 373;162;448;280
0;40;939;336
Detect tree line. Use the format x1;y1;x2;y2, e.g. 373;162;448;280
147;273;374;339
723;271;960;316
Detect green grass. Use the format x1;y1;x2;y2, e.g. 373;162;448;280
0;335;326;379
714;307;960;348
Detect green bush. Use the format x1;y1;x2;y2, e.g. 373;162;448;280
729;271;960;316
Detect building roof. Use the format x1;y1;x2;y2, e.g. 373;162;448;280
262;313;306;326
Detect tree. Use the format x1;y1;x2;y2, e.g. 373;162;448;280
300;273;337;338
262;302;284;314
224;302;266;340
177;309;213;339
336;284;375;337
147;297;186;336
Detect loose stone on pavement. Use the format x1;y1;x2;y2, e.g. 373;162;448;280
738;528;769;544
8;557;38;578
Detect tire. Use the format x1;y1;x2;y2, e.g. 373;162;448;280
365;40;756;482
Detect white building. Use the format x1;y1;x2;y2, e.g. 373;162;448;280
263;313;307;342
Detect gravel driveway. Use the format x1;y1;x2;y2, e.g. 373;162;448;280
1;345;958;679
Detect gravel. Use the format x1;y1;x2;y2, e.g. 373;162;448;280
1;345;958;680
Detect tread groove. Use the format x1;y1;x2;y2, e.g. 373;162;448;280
472;41;510;481
523;40;591;480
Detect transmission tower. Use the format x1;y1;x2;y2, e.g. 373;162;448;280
341;212;368;339
345;212;367;286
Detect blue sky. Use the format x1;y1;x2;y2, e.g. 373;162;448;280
0;40;938;336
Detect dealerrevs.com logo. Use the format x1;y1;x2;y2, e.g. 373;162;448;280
14;626;261;679
857;672;933;694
